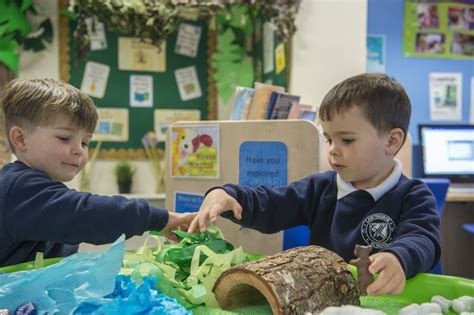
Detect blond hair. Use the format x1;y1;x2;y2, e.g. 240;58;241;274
1;78;98;150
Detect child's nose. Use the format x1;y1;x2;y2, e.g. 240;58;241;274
71;142;84;155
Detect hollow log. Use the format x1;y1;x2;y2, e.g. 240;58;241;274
213;245;359;314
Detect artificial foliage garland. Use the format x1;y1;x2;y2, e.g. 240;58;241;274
68;0;301;60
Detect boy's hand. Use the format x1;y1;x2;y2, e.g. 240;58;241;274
187;189;242;233
160;211;197;241
366;252;406;296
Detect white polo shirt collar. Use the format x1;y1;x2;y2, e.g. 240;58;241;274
336;159;403;202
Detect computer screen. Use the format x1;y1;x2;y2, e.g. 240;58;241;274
418;124;474;183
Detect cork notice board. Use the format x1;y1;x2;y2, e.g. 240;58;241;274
165;120;319;255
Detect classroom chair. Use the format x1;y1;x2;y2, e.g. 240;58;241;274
420;178;451;275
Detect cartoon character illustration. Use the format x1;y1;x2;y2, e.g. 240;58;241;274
172;127;213;176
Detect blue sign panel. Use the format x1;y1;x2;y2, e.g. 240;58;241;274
175;192;204;213
239;141;287;187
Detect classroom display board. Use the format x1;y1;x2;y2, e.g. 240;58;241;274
59;6;291;160
60;17;211;159
165;120;319;255
403;0;474;60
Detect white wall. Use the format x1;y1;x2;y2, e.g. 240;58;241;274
19;0;368;193
290;0;367;171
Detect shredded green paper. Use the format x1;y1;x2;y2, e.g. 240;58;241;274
120;227;247;309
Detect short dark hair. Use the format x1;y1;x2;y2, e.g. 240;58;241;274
319;73;411;143
1;78;98;150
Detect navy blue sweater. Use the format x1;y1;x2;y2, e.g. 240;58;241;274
220;171;441;278
0;161;169;267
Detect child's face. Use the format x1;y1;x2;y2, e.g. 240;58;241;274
18;118;92;182
320;107;395;189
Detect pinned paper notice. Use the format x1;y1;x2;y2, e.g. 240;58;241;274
175;66;202;101
130;75;153;107
80;61;110;99
175;23;202;58
85;17;107;51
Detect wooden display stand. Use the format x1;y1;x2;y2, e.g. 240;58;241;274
165;120;319;255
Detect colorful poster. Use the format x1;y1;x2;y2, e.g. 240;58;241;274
174;66;202;101
154;109;201;142
94;108;129;142
170;124;219;178
129;75;153;107
403;0;474;60
275;43;286;75
80;61;110;99
85;17;107;51
118;37;166;72
367;34;386;73
429;72;462;121
175;23;201;58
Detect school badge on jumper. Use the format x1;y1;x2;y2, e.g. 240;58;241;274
361;213;395;249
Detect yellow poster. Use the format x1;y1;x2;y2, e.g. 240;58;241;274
170;124;219;178
275;43;286;75
118;37;166;72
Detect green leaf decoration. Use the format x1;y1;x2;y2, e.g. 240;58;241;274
20;0;32;12
212;28;254;104
0;0;32;36
0;0;53;73
0;38;20;74
227;5;253;35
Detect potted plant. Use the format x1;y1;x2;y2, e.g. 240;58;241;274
114;160;136;194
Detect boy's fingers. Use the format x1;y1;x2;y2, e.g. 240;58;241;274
233;206;242;220
368;272;396;295
187;216;200;233
198;211;209;232
208;204;222;224
368;255;385;274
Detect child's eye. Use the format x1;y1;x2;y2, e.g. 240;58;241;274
325;138;332;144
57;136;70;142
342;139;354;144
82;142;89;148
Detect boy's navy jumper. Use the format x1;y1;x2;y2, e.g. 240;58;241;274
0;161;168;267
218;167;440;278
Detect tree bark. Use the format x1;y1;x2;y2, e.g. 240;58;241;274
0;63;15;169
213;245;360;315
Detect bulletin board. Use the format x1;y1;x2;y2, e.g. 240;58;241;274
165;120;319;255
58;3;292;160
59;16;212;159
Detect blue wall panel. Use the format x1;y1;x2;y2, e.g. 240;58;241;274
368;0;474;177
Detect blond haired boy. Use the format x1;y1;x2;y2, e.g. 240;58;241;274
0;78;195;267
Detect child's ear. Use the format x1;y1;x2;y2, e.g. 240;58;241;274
385;128;404;155
9;126;27;151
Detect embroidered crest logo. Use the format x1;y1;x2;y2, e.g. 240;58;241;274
361;213;395;249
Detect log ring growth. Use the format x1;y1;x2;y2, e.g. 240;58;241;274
213;245;360;314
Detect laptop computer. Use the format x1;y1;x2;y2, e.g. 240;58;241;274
418;124;474;185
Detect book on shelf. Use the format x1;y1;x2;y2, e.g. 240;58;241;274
287;103;313;119
247;82;285;120
298;110;317;122
265;91;280;119
229;86;254;120
269;93;301;120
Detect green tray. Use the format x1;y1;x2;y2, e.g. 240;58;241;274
1;256;472;315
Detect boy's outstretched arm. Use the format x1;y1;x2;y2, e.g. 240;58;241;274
366;252;406;295
160;211;197;241
188;188;242;233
